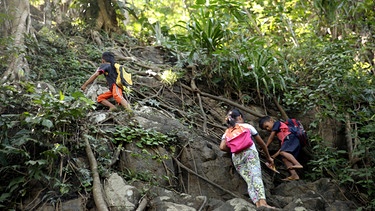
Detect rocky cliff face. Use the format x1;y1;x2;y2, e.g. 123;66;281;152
34;86;358;210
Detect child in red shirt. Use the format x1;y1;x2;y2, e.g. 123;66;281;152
259;116;303;181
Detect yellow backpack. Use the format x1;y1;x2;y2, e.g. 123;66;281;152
114;63;133;90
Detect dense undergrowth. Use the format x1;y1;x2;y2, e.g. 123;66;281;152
1;0;375;209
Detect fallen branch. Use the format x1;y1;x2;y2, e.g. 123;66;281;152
82;127;109;211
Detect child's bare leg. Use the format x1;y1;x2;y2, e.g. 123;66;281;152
255;199;275;209
282;157;300;180
120;99;131;111
280;151;303;169
288;169;299;179
282;157;293;170
100;99;117;111
255;199;266;207
112;85;131;111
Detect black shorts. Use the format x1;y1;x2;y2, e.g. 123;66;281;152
280;134;301;158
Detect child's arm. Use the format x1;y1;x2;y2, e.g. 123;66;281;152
266;131;277;147
254;135;274;165
81;71;100;91
272;149;281;158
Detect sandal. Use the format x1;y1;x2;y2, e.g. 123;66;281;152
265;162;280;174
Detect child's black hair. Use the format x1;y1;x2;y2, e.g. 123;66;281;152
102;52;115;70
226;108;243;127
258;116;272;130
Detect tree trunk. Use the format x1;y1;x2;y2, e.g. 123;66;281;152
44;0;52;27
116;0;130;27
52;0;71;25
344;113;353;161
1;0;31;83
96;0;118;33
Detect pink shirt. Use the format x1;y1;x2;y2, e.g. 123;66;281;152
276;122;291;144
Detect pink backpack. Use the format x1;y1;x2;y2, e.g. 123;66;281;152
224;124;254;153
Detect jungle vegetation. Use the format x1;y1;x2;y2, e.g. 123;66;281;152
0;0;374;210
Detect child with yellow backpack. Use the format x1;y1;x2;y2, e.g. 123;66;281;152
81;51;132;112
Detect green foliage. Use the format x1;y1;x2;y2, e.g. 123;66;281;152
309;137;374;206
113;124;177;150
0;35;14;74
160;69;180;86
24;28;102;94
308;133;375;208
182;9;227;55
111;0;296;101
214;38;287;100
287;39;375;208
124;0;191;42
1;0;375;209
175;0;244;57
169;1;290;101
110;124;178;185
121;168;159;184
0;83;96;207
313;0;375;37
284;40;354;111
69;0;100;27
307;137;348;181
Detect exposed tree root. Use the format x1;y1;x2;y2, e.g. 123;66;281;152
23;187;46;210
198;196;207;211
172;157;242;199
191;78;208;133
106;144;122;168
135;196;148;211
82;127;109;211
134;63;263;119
188;65;208;133
272;96;289;120
180;83;264;118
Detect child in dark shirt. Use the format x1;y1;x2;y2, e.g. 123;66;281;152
81;52;131;112
259;116;303;181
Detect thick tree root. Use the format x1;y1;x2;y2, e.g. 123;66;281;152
82;127;109;211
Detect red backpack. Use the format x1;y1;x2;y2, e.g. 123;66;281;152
224;124;254;153
284;119;308;147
